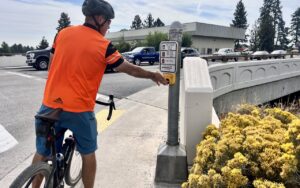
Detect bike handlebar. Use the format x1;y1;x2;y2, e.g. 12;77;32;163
95;95;116;121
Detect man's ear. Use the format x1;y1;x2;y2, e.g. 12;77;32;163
96;15;106;24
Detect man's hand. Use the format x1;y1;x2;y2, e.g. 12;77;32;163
115;60;169;86
150;72;169;86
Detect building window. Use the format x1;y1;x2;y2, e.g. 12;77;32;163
207;48;213;54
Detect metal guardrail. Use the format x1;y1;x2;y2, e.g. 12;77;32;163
200;52;300;62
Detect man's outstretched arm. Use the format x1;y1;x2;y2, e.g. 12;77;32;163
115;60;168;86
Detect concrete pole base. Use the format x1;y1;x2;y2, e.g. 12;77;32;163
154;143;188;184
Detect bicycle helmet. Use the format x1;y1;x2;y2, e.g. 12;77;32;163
82;0;115;19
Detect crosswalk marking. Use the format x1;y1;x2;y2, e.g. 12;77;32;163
0;123;18;153
96;109;125;133
6;71;33;78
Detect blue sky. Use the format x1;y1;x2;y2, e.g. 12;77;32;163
0;0;298;47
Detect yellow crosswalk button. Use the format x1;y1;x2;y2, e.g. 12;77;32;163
96;109;125;133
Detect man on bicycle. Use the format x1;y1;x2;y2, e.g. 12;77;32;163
32;0;168;187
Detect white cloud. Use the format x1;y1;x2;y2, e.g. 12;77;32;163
0;0;298;47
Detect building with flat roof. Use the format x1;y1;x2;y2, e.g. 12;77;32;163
106;22;246;54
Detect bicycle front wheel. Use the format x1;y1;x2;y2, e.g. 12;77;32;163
10;162;52;188
64;149;82;186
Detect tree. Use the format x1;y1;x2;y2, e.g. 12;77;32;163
290;8;300;47
182;33;193;47
258;0;275;52
272;0;285;47
153;18;165;27
23;45;34;53
231;0;248;49
249;21;260;51
143;13;154;28
56;12;71;32
277;24;289;50
114;37;131;53
131;15;142;30
0;42;10;53
232;0;248;29
145;31;168;51
10;44;18;53
36;37;49;50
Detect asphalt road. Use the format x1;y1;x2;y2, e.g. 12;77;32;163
1;54;299;181
0;55;159;180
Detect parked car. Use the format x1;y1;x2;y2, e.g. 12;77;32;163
291;48;299;53
212;48;240;62
271;50;287;55
181;47;200;58
271;50;287;59
26;47;51;70
250;51;269;60
213;48;241;56
181;47;200;68
241;49;253;55
122;47;159;66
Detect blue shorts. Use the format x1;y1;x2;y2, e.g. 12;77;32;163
35;105;98;156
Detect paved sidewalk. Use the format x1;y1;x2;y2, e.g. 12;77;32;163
94;85;181;188
1;85;183;188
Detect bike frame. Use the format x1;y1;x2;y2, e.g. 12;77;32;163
22;97;115;188
45;125;60;187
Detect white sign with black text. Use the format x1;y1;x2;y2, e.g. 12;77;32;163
159;41;178;73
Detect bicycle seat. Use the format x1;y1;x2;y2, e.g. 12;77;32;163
35;108;63;123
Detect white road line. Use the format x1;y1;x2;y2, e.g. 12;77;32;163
6;71;33;78
0;123;18;153
5;71;46;82
96;93;109;101
3;65;31;69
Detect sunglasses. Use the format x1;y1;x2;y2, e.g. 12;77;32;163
106;19;111;25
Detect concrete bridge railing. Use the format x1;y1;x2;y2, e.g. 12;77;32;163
182;57;300;165
210;58;300;114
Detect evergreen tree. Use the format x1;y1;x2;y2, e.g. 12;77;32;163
0;42;10;53
231;0;248;49
277;23;289;50
249;21;260;51
131;15;142;30
153;18;165;27
10;44;18;53
23;46;34;53
17;44;23;53
258;0;275;52
232;0;248;29
36;37;49;50
143;13;154;28
272;0;284;47
56;12;71;32
290;8;300;47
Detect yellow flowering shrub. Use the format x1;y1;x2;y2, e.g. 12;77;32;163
182;104;300;188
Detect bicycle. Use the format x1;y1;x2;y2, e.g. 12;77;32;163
10;95;116;188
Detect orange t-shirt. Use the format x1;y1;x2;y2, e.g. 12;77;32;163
43;23;123;112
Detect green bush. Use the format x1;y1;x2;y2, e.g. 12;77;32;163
182;33;193;47
182;104;300;188
145;31;168;51
114;41;131;53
